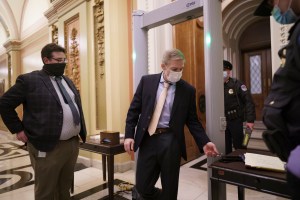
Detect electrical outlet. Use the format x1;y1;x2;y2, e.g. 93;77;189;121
220;117;226;131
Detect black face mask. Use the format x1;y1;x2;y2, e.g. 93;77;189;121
42;63;66;76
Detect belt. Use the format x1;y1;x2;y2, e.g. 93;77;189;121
62;135;78;141
154;128;171;134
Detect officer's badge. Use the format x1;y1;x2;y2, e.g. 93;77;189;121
241;85;247;91
228;89;234;94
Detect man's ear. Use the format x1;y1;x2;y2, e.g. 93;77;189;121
161;63;166;70
43;57;49;64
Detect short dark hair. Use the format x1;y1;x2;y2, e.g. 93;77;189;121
41;43;66;60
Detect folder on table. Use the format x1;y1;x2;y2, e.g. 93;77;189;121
244;153;286;172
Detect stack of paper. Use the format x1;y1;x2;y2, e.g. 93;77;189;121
244;153;286;172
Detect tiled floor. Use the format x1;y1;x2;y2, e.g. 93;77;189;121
0;131;288;200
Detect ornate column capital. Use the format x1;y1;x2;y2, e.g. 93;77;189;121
3;40;21;52
45;0;91;23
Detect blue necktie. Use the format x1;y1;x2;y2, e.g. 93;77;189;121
55;76;80;125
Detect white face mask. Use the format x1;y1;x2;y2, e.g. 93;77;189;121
167;70;182;83
223;71;228;79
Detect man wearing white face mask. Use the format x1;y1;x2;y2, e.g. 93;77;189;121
254;1;300;199
124;49;219;200
223;60;255;155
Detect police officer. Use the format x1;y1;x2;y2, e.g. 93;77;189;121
223;60;256;154
254;0;300;199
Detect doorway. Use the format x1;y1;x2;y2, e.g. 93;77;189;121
239;19;271;121
242;49;272;120
174;18;205;163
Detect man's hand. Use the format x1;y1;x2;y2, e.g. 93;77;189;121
124;138;134;154
16;131;28;143
203;142;219;157
246;122;254;130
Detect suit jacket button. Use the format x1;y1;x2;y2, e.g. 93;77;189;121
143;128;145;131
148;116;151;119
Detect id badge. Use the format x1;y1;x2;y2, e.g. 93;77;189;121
38;151;46;158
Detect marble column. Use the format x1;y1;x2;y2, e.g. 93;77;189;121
3;40;21;87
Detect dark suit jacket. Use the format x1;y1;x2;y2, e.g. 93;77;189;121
0;70;86;152
125;73;210;160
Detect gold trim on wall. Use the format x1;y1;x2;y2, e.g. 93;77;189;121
64;14;81;91
0;79;5;96
94;0;105;78
7;53;11;88
94;0;106;130
51;25;58;44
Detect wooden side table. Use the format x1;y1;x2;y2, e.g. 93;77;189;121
73;141;126;200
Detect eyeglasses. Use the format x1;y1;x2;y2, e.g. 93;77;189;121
51;57;68;63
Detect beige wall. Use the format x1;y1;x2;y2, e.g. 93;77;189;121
104;0;132;163
21;27;49;74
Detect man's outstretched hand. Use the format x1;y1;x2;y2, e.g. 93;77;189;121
203;142;219;157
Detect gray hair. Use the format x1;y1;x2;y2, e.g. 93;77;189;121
162;49;185;65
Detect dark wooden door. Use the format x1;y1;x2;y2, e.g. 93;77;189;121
174;19;205;163
243;49;272;120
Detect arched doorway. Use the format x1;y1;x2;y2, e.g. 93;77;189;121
239;19;272;120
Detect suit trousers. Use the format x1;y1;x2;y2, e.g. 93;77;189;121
27;136;79;200
136;131;181;200
225;118;244;154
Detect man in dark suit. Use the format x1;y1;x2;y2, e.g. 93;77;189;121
0;43;86;199
124;49;219;200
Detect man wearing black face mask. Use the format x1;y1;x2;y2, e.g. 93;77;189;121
254;1;300;199
0;43;86;199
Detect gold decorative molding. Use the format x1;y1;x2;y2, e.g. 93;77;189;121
51;25;58;44
7;53;11;87
69;28;80;89
94;0;105;78
0;79;5;96
64;14;80;91
45;0;91;24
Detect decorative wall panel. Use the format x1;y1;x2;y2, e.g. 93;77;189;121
7;53;11;88
94;0;105;78
0;79;5;96
64;14;80;90
94;0;105;129
51;25;58;44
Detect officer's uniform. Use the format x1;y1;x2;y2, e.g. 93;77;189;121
224;61;256;154
262;19;300;199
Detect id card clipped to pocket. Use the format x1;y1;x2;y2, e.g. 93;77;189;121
38;151;46;158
